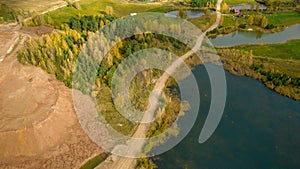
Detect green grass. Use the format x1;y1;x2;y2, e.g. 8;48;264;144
188;14;214;31
219;11;300;31
0;3;17;22
234;39;300;59
221;15;245;27
80;155;104;169
266;11;300;26
225;0;293;5
45;0;173;26
225;0;257;5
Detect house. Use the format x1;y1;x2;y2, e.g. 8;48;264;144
237;12;244;18
234;9;240;13
130;13;137;16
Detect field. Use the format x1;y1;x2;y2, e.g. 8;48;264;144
233;39;300;59
80;155;104;169
188;14;215;31
223;39;300;77
0;22;103;168
45;0;173;26
226;0;257;5
226;0;294;5
222;11;300;26
0;0;65;12
266;11;300;26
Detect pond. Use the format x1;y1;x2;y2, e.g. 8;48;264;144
165;10;205;18
153;64;300;169
231;4;266;10
210;24;300;47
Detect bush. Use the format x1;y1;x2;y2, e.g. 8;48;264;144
265;24;276;29
238;23;246;29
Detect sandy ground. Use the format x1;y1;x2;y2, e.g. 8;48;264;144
0;24;103;168
0;0;66;12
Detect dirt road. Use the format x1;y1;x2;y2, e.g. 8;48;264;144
97;0;223;168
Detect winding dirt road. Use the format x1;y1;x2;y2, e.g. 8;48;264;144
96;0;223;168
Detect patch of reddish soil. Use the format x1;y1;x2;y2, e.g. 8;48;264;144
20;26;55;36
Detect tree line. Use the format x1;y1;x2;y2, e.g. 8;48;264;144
247;15;269;28
18;13;193;169
69;15;116;32
251;64;300;86
0;3;18;23
18;26;85;87
190;0;217;7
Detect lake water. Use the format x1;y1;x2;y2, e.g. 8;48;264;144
154;65;300;169
231;4;266;10
165;10;205;18
209;24;300;47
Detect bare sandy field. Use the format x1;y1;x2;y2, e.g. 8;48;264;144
0;0;65;12
0;25;102;168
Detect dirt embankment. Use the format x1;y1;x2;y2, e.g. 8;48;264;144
0;25;102;168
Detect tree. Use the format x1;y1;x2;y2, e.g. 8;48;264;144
191;0;201;7
73;2;81;10
168;52;172;61
221;1;228;12
266;0;272;6
105;6;113;16
204;9;210;16
256;4;260;13
99;20;105;28
220;15;224;25
235;19;239;28
247;16;254;25
177;8;188;19
261;16;268;28
251;4;254;11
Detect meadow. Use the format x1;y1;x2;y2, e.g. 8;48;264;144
45;0;174;26
0;0;65;12
233;39;300;59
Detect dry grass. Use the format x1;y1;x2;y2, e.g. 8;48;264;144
0;0;66;12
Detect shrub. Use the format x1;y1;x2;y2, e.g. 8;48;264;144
265;24;276;29
238;23;246;29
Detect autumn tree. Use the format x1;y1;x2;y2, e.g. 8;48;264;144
221;1;228;12
105;6;114;16
260;16;268;28
256;4;260;12
73;2;81;10
247;16;254;25
177;8;188;19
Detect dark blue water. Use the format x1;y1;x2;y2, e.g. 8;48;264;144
154;65;300;169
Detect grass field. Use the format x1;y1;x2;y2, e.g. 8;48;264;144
266;11;300;26
0;0;65;12
226;0;294;5
80;155;104;169
226;0;257;5
253;57;300;77
234;39;300;59
220;11;300;30
188;14;215;31
45;0;173;26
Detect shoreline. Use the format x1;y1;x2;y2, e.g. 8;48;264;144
219;57;300;101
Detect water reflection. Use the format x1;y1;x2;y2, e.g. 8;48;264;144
154;65;300;169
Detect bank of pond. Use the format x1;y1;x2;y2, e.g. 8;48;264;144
153;64;300;169
210;24;300;47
